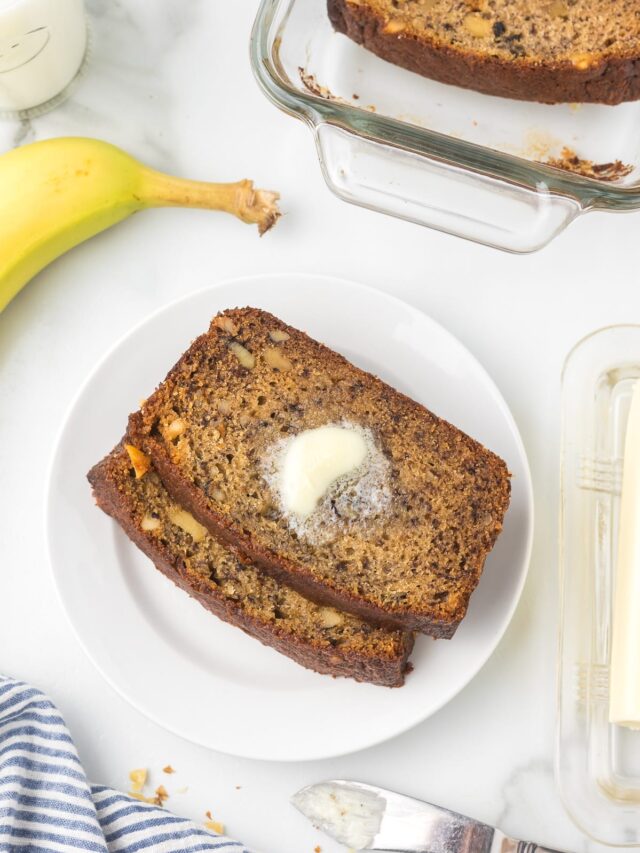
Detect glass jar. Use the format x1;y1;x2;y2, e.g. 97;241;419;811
0;0;87;118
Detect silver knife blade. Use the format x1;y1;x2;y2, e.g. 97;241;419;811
292;780;496;852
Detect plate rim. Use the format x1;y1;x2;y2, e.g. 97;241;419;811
45;272;535;761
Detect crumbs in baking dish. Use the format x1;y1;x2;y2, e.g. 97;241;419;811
543;147;633;182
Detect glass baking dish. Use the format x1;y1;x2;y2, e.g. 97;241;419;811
558;326;640;846
250;0;640;252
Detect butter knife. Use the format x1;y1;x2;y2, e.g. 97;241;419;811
292;780;567;852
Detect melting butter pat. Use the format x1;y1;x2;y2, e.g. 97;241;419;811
280;425;367;518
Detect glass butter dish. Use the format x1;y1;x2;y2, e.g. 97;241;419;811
251;0;640;252
558;326;640;846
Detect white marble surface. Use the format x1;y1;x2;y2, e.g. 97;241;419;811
1;2;639;851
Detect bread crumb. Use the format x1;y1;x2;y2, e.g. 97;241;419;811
543;146;633;182
235;785;241;790
314;847;322;852
162;765;175;774
129;792;157;804
204;812;225;834
154;785;169;806
299;68;346;103
128;768;147;794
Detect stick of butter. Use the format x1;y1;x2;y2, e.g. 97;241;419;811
610;380;640;728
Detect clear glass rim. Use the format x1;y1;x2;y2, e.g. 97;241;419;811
561;324;640;385
0;19;90;122
250;0;640;212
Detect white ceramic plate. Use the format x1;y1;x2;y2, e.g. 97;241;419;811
47;274;533;762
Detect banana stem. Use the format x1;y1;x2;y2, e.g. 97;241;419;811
139;169;281;235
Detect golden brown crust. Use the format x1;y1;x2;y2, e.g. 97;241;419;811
88;445;413;687
328;0;640;105
128;307;510;637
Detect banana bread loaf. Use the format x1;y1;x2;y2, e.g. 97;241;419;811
128;307;510;637
328;0;640;104
88;444;414;687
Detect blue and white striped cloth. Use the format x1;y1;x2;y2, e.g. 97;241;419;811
0;676;252;852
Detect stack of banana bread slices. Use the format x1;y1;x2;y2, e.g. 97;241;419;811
88;308;510;687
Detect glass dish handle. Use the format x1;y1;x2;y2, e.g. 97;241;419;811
314;123;580;253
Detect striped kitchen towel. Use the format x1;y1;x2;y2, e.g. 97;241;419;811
0;676;252;852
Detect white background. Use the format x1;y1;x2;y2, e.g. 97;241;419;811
1;2;637;851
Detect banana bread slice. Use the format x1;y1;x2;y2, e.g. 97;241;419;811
329;0;640;105
128;307;511;637
88;445;413;687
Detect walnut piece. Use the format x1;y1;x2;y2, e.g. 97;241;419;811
229;341;255;369
264;347;293;371
383;19;405;33
319;607;344;628
166;418;187;439
269;329;290;343
570;52;594;70
168;507;207;542
141;515;161;532
214;316;239;336
463;13;492;37
124;444;151;479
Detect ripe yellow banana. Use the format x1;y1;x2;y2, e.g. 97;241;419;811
0;137;280;313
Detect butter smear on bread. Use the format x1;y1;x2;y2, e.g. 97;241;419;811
280;425;368;518
264;422;391;544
